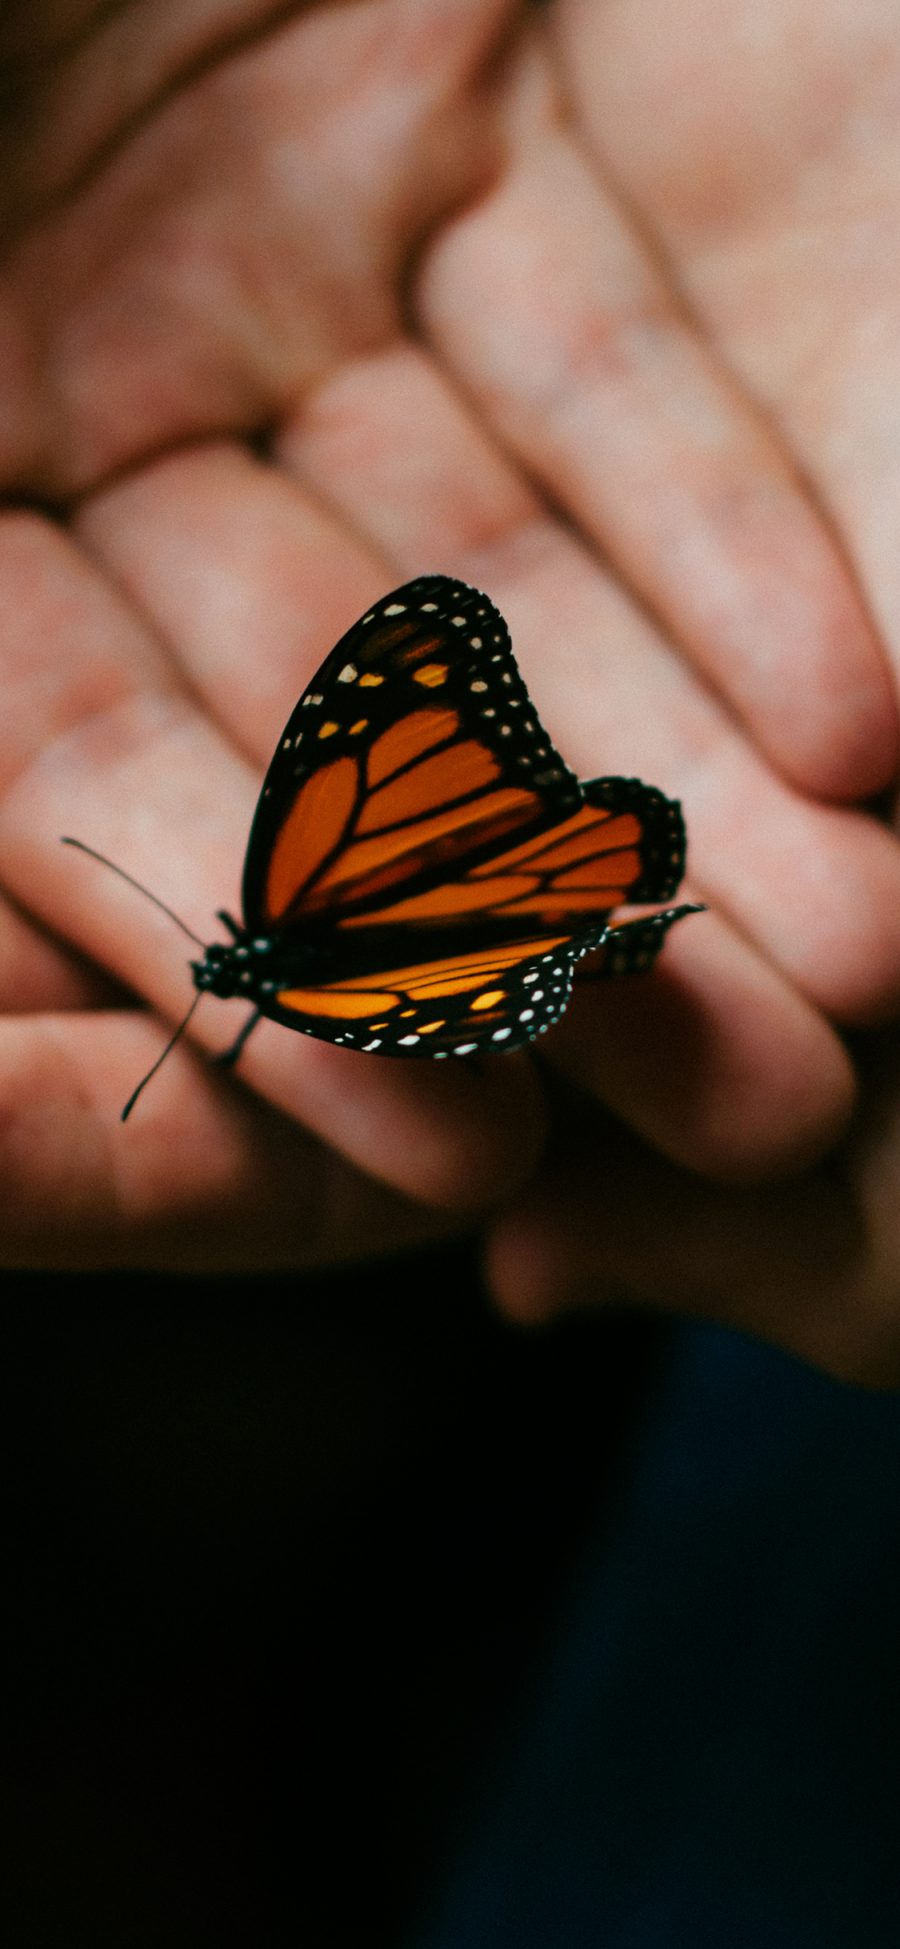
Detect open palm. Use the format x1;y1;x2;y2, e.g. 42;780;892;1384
2;0;900;1329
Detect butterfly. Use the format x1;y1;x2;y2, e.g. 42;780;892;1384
66;575;701;1116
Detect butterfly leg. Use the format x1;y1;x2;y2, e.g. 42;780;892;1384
216;910;244;939
213;1007;262;1069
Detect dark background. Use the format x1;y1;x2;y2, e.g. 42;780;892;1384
3;1247;659;1946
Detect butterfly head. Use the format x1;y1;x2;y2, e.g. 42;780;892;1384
190;928;331;1002
191;935;276;1001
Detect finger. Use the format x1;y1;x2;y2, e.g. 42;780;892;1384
552;0;900;760
0;0;508;493
0;509;545;1209
0;1007;460;1269
484;1120;900;1388
283;342;900;1029
414;109;898;801
75;441;389;763
553;909;854;1182
0;888;115;1011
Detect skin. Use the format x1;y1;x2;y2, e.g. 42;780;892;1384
2;0;900;1374
484;0;900;1382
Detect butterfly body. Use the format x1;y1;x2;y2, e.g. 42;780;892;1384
194;925;334;1001
184;575;699;1060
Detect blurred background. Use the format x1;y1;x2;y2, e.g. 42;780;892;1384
7;1264;900;1947
3;1250;657;1946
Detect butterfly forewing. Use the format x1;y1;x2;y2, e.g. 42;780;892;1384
241;577;582;934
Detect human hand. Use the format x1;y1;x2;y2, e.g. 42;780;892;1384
1;0;899;1271
483;1028;900;1388
413;0;900;1375
0;0;548;1266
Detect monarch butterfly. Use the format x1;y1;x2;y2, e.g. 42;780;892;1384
66;575;701;1116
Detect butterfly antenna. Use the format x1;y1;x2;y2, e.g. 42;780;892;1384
120;992;203;1122
61;836;206;948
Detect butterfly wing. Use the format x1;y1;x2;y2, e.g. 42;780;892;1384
251;904;697;1057
241;575;582;936
238;574;699;1055
254;931;582;1055
330;773;688;943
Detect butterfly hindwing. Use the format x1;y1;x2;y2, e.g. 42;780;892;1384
254;931;602;1056
580;777;686;904
325;773;687;944
252;901;700;1056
